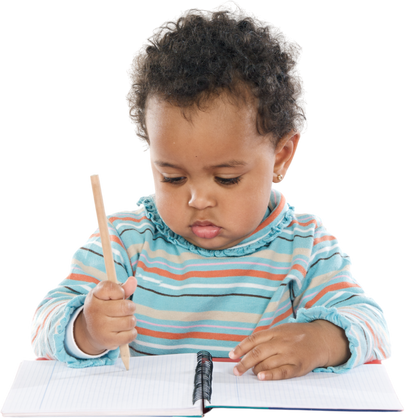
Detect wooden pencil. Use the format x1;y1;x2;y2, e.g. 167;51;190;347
90;174;130;371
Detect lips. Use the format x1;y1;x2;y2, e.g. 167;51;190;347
190;221;221;239
192;221;216;227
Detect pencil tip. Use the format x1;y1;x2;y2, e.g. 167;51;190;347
120;345;131;370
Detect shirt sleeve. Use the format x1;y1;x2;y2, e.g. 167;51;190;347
288;218;391;373
31;217;134;368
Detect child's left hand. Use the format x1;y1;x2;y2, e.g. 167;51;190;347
229;320;350;381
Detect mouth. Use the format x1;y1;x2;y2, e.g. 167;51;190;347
190;221;222;239
190;221;220;228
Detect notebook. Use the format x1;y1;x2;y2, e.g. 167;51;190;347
1;351;403;417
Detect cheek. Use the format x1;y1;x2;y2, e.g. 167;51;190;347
154;185;187;230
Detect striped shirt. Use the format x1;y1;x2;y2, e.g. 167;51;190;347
31;189;390;372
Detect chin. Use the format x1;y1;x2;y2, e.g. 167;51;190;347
183;236;223;250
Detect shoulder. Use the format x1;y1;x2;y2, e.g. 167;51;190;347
106;204;157;244
108;206;153;229
284;213;340;249
288;213;322;230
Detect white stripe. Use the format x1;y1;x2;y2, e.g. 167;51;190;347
282;227;315;235
285;273;300;283
140;275;161;284
160;282;278;291
79;285;92;292
342;304;382;318
88;240;124;263
326;290;345;304
138;273;278;291
309;243;341;263
116;222;151;230
359;303;384;319
135;340;233;351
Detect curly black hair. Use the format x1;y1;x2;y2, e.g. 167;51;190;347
127;9;305;145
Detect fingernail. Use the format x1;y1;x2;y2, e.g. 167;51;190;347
229;350;235;359
258;372;265;380
233;366;241;376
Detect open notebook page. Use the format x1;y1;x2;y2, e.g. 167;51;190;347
2;353;202;417
208;362;403;411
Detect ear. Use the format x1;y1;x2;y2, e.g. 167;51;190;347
272;131;300;183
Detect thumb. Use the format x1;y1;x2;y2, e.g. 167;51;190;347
122;276;137;299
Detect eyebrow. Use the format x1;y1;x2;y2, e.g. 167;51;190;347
154;160;247;169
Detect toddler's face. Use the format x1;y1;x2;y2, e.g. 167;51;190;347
146;95;286;250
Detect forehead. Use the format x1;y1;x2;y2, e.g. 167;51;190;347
145;95;273;163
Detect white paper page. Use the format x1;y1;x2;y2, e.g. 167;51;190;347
2;353;200;417
209;363;403;411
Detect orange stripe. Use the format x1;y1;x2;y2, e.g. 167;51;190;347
291;263;307;277
138;327;246;342
247;195;287;237
89;233;125;248
271;306;294;326
271;306;293;326
31;327;40;343
67;273;100;285
314;235;336;246
137;260;286;282
253;324;270;333
305;282;360;308
288;219;318;228
108;216;149;224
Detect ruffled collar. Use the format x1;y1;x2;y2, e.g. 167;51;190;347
137;189;294;257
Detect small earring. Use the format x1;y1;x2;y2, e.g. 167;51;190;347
273;174;283;187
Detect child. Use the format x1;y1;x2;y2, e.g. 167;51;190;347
31;9;390;381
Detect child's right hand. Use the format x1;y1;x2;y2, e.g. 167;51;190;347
74;276;137;355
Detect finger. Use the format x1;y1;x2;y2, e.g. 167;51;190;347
108;314;137;332
115;315;136;331
256;364;298;381
229;330;273;360
100;298;136;317
253;353;286;375
104;328;138;350
233;341;277;377
122;276;137;299
93;281;126;301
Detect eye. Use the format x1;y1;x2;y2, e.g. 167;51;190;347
162;176;242;186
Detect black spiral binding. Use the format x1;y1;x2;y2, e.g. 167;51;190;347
192;351;213;405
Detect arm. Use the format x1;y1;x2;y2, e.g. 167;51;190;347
31;218;136;367
288;219;390;372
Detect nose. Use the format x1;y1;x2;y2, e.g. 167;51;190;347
188;185;217;210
